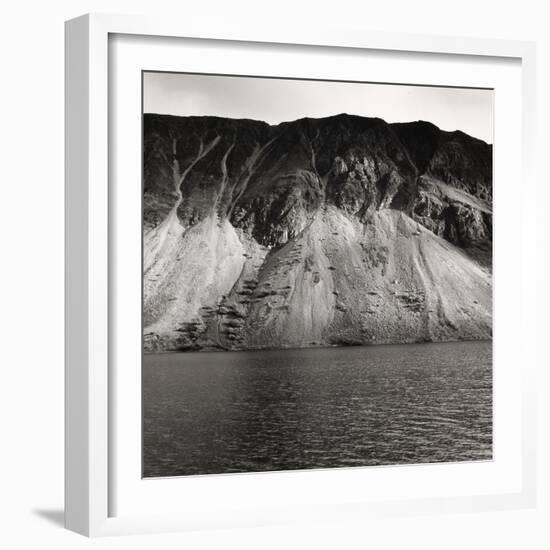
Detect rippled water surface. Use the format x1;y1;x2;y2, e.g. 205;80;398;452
143;341;492;477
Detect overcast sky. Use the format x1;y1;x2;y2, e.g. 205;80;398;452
143;72;493;143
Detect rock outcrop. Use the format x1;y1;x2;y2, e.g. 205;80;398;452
143;113;492;351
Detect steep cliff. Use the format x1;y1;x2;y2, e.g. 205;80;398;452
143;113;492;351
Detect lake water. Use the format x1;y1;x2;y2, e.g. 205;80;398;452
143;341;492;477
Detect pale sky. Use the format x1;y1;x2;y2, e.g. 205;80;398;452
143;72;493;144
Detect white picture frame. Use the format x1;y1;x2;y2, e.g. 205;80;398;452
65;13;537;537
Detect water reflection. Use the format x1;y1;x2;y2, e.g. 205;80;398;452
143;341;492;477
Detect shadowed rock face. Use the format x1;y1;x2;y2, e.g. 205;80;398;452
143;113;492;352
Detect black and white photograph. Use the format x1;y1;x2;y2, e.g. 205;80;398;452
142;72;493;478
2;0;547;544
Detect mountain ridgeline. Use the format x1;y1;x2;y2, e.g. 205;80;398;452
143;113;492;352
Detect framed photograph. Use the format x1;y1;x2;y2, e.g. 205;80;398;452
65;13;537;536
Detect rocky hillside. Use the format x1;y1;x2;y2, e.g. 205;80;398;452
143;113;492;352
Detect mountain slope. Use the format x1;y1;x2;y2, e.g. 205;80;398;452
143;113;492;352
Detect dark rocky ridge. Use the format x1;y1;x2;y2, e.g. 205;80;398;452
143;113;492;352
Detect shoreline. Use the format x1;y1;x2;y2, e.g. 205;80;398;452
143;337;493;357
